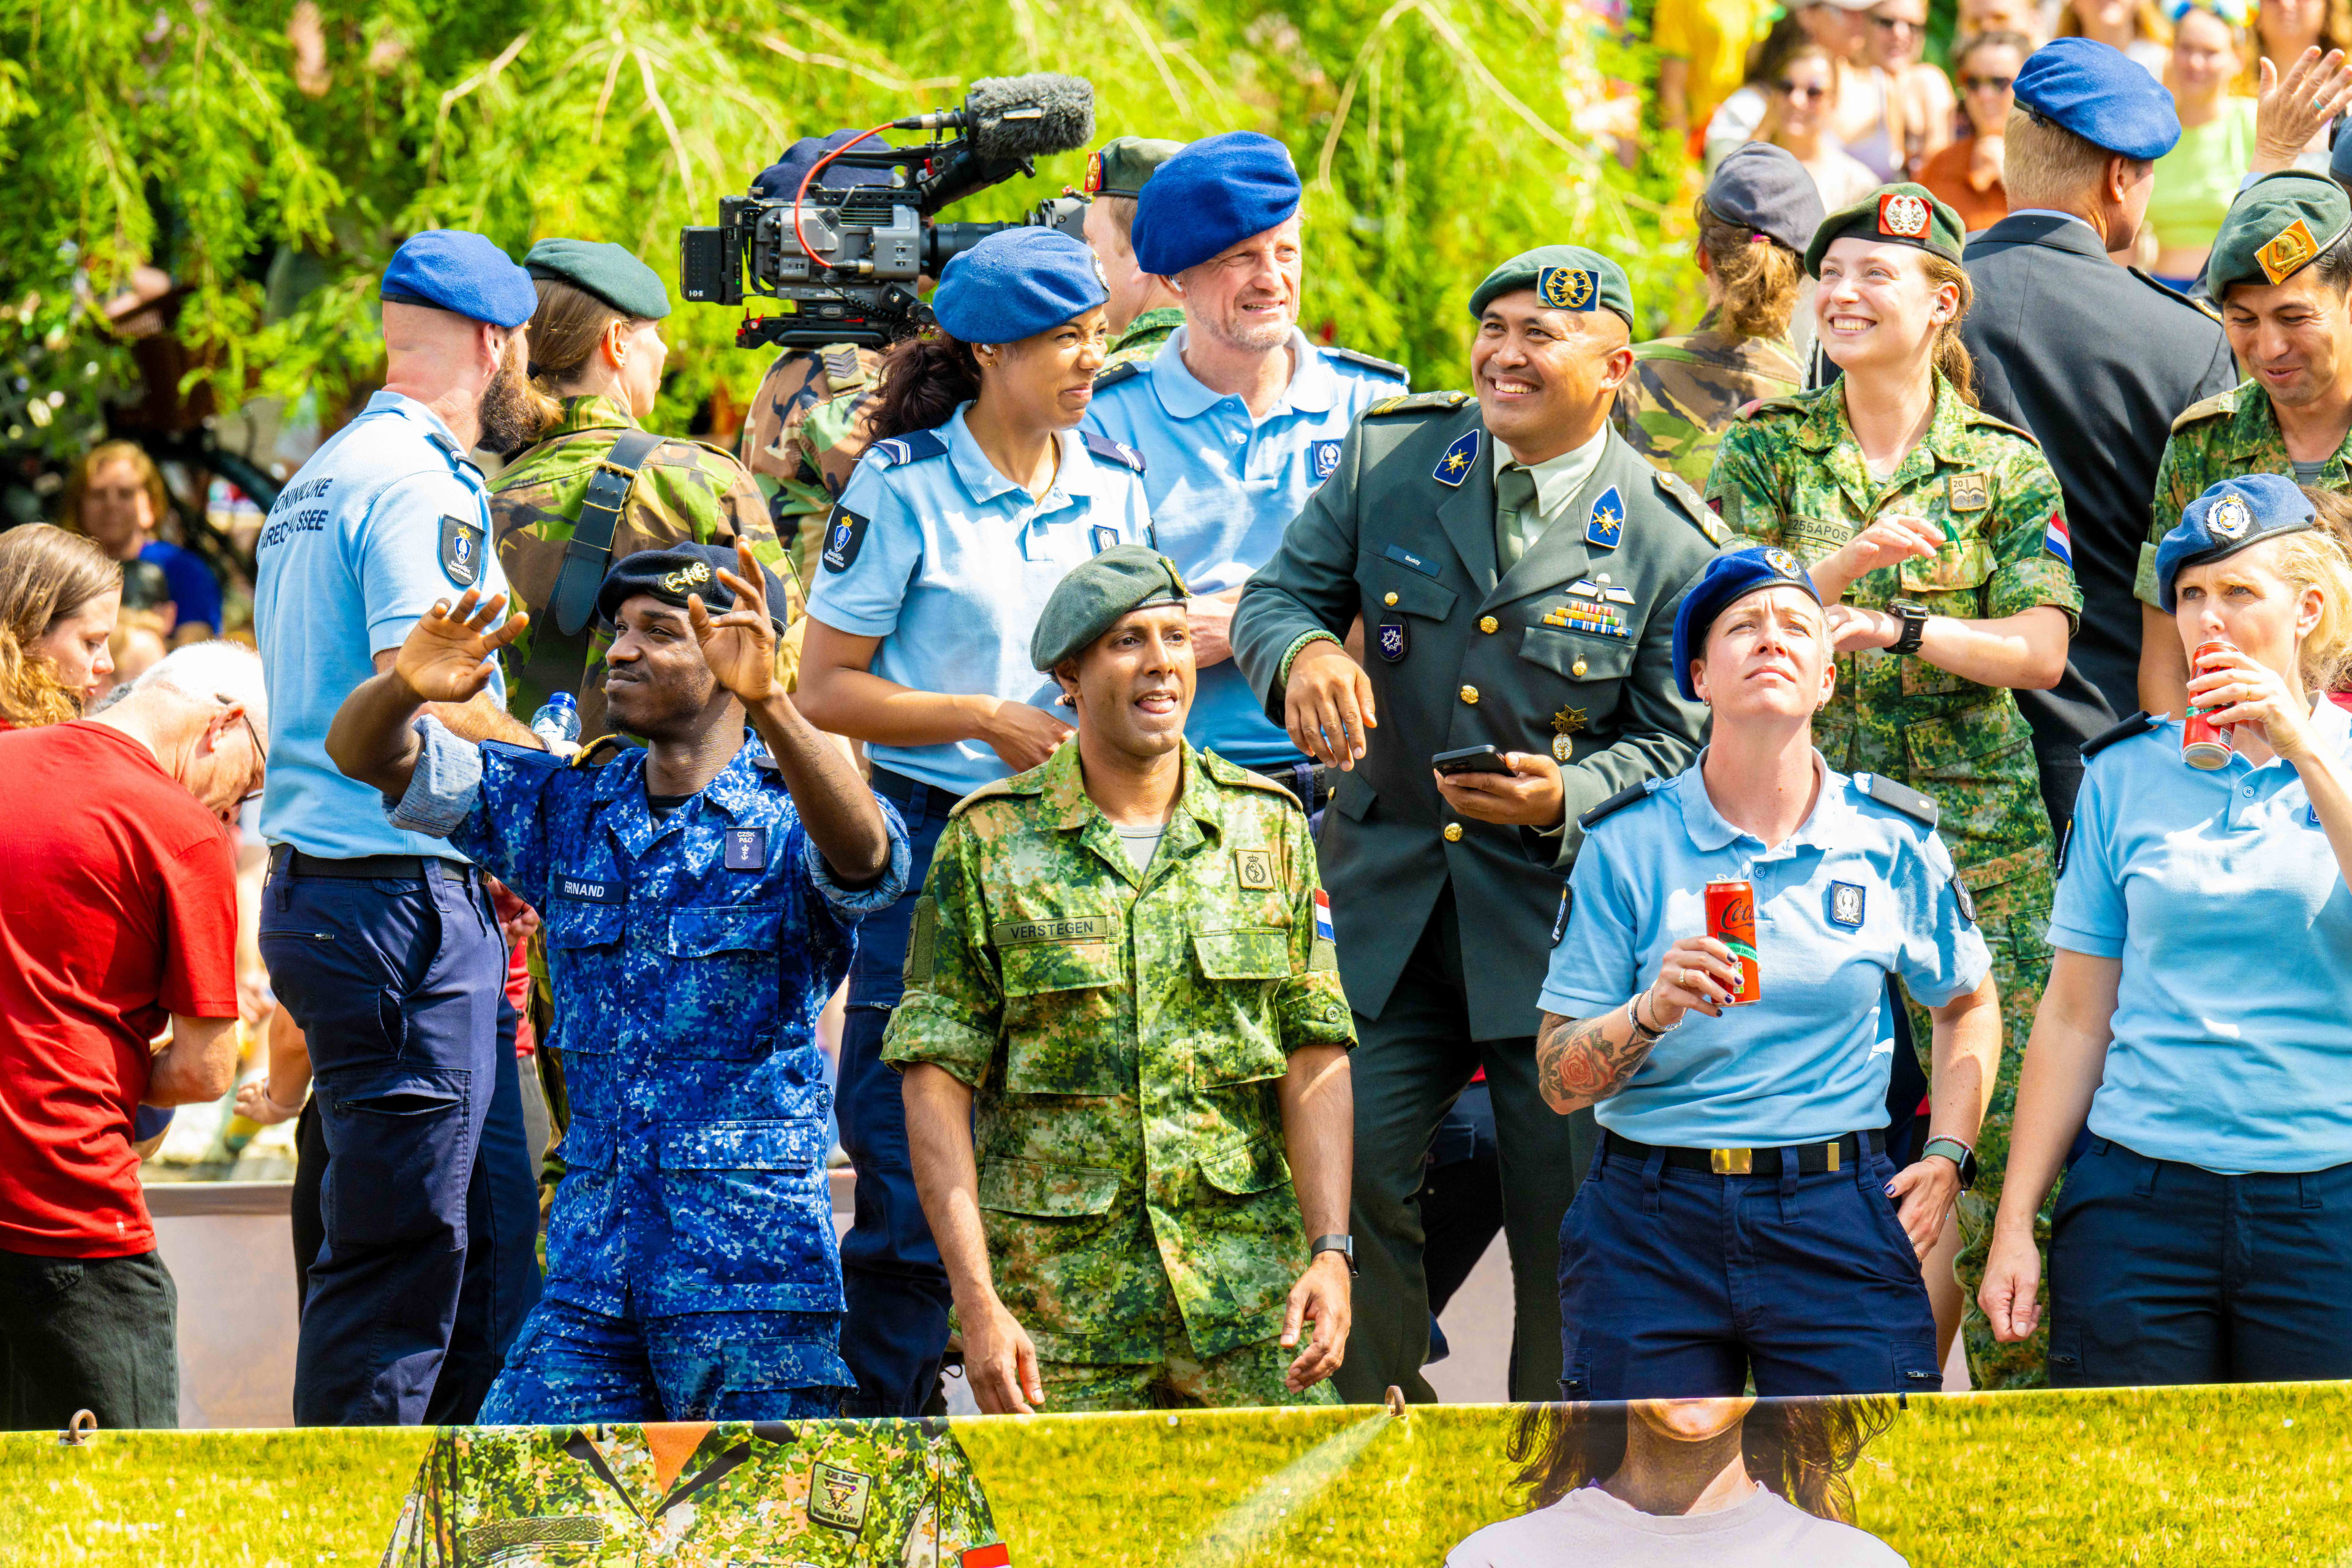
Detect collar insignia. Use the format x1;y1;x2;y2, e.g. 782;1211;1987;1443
1433;428;1480;487
1585;485;1625;548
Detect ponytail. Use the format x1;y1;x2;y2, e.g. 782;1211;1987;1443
865;331;983;444
519;279;648;442
1694;196;1802;341
1920;254;1979;409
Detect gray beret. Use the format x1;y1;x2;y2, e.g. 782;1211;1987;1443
1031;545;1190;670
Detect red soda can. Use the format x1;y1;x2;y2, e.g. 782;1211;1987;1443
1705;878;1762;1005
2182;638;2237;771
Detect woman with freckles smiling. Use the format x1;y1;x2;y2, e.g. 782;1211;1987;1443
1705;183;2082;1392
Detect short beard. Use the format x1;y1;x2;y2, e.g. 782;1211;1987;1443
476;339;542;454
1193;298;1294;356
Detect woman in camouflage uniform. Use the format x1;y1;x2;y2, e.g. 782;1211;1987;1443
1705;185;2082;1390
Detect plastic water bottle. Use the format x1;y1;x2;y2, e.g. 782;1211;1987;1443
530;691;581;749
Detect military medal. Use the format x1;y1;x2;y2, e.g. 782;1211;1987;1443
1585;486;1626;549
1551;704;1586;763
1433;429;1480;487
1542;576;1634;638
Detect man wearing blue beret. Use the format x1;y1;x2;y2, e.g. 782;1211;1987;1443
1085;130;1409;814
1959;38;2234;856
252;227;548;1426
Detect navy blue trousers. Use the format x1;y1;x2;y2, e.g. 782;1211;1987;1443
2049;1139;2352;1387
263;859;540;1426
1559;1134;1942;1400
835;770;954;1417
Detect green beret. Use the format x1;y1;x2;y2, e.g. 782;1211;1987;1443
2204;171;2352;299
1086;136;1184;199
1466;245;1634;329
522;238;671;320
1803;184;1966;278
1031;545;1190;671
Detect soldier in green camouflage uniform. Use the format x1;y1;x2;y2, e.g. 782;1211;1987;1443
1082;135;1186;373
1614;317;1803;491
1706;186;2084;1390
1101;305;1183;371
381;1419;1005;1567
886;548;1358;1414
738;344;884;582
491;241;803;734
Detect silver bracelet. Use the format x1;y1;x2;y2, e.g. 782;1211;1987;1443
262;1084;306;1118
1629;990;1681;1041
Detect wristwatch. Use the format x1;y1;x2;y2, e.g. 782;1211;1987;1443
1921;1136;1978;1190
1889;599;1931;657
1311;1234;1357;1275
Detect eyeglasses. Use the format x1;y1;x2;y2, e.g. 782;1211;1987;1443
1778;80;1833;98
1962;74;2017;90
233;706;268;804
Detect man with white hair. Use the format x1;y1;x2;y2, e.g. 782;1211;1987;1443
252;228;548;1427
0;641;266;1430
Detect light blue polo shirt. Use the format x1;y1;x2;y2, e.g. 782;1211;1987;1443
1542;754;1989;1145
804;404;1153;797
253;391;508;861
1084;326;1404;768
2052;703;2352;1174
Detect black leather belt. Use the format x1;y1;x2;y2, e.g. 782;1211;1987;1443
1601;1128;1884;1177
268;845;472;881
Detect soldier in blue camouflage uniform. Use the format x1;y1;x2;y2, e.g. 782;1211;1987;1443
323;539;908;1421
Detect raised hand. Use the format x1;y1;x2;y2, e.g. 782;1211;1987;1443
394;590;526;704
687;538;778;706
1811;514;1943;601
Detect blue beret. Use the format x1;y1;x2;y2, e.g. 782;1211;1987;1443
752;130;885;198
930;228;1107;345
597;545;793;635
2332;122;2352;189
2155;475;2318;612
380;229;536;329
2013;38;2180;161
1671;545;1824;701
1131;131;1303;277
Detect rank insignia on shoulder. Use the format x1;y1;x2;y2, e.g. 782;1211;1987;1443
1434;428;1480;487
1947;472;1989;511
1234;848;1276;889
1310;439;1343;480
820;503;869;574
439;514;485;589
1828;881;1866;929
724;827;767;871
1585;486;1625;548
807;1463;872;1534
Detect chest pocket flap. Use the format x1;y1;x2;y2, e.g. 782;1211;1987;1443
1364;557;1458;621
668;905;785;957
1193;929;1292;979
547;898;624;950
657;1119;827;1172
1518;625;1638;684
977;1155;1120;1217
1898;536;1997;597
998;937;1123;996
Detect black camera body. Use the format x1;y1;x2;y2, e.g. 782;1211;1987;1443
680;75;1095;352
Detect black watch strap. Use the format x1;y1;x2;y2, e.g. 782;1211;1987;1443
1890;600;1931;657
1311;1234;1357;1274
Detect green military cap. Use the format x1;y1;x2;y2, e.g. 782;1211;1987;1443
1085;136;1185;199
1466;245;1634;330
1030;544;1190;669
1803;184;1966;278
522;238;672;320
2204;171;2352;298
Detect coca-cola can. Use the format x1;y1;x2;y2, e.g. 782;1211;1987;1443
2182;638;2237;771
1705;878;1762;1005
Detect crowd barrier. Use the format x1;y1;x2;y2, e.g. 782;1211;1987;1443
9;1382;2352;1564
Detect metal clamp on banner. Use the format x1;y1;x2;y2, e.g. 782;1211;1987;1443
58;1409;96;1446
1385;1385;1408;1418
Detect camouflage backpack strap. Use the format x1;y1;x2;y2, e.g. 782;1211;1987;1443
549;427;664;638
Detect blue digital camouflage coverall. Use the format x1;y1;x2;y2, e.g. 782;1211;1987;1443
385;718;910;1421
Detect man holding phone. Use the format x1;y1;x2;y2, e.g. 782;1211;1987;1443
1232;246;1725;1404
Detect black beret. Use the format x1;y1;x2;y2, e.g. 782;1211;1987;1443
596;545;792;634
1031;545;1189;670
522;239;671;321
1705;144;1826;254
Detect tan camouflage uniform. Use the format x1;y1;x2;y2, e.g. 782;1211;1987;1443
1612;315;1804;491
738;345;884;583
490;394;804;735
881;739;1355;1411
2136;377;2352;606
1099;305;1185;372
380;1419;1003;1567
1707;374;2082;1390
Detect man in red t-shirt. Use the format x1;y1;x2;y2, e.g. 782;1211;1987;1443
0;643;266;1429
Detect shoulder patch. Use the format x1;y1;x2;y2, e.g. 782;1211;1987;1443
1203;750;1305;809
1079;430;1147;473
1577;778;1659;831
867;428;950;469
1322;345;1409;381
1366;390;1472;417
2171;385;2244;433
1092;359;1145;392
566;734;636;770
1852;771;1940;827
946;774;1042;820
2080;709;2163;761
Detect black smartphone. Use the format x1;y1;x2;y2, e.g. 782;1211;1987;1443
1431;744;1513;776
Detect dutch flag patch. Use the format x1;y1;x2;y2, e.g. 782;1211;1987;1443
2043;511;2073;568
1314;889;1335;944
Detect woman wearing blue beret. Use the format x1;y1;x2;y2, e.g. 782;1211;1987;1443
793;225;1156;1416
1981;474;2352;1387
1539;545;2000;1400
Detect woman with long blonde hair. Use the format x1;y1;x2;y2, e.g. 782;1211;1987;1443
0;524;123;728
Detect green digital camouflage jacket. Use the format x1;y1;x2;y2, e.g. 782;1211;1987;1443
737;345;883;582
1612;318;1804;491
882;739;1355;1365
379;1419;1006;1567
1100;306;1183;372
490;395;804;733
2138;377;2352;606
1706;375;2080;881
